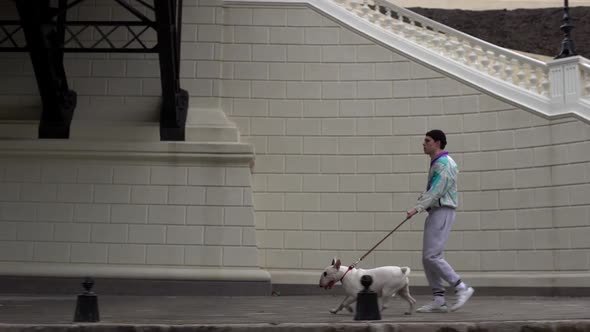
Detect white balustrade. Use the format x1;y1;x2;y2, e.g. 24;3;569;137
330;0;551;97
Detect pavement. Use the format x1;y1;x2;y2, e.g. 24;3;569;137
0;293;589;331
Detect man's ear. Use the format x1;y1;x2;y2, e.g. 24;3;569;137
335;259;341;269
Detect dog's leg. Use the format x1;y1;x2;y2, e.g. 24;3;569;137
380;294;391;312
397;283;416;315
341;296;357;313
330;295;351;314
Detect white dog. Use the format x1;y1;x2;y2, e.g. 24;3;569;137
319;258;416;315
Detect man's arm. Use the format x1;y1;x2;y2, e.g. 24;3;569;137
407;164;452;217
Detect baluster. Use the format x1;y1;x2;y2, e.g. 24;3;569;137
491;54;503;78
403;20;415;39
466;45;478;68
430;34;442;52
359;0;371;18
528;64;539;94
455;41;466;62
443;39;455;58
538;68;550;96
503;56;514;83
448;40;461;60
392;17;405;35
432;30;445;54
381;5;393;28
481;51;492;74
369;1;381;23
422;29;437;48
415;26;428;44
514;60;526;88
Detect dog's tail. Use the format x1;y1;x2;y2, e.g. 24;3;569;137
401;266;411;277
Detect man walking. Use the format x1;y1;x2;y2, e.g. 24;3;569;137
406;129;474;313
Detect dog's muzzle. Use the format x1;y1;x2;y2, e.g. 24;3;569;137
321;280;336;289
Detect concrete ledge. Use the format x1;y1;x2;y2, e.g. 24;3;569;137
271;284;590;297
0;276;271;296
269;270;590;288
0;139;254;163
0;263;272;295
0;263;270;282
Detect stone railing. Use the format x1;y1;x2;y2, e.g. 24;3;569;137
334;0;551;97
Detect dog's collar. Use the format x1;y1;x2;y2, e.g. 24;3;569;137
338;265;354;283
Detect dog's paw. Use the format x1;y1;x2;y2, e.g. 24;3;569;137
404;311;412;315
329;308;339;314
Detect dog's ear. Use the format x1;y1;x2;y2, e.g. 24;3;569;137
334;259;341;269
331;257;336;265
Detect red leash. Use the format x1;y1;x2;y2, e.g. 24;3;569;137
339;216;412;282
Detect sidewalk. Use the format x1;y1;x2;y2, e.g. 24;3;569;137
0;294;589;331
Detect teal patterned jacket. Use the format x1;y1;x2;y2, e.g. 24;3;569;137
413;153;459;213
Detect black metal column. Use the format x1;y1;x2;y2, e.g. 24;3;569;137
154;0;188;141
15;0;76;139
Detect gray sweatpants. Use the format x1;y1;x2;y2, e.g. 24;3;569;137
422;207;461;296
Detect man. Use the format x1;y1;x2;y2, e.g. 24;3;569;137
406;129;474;313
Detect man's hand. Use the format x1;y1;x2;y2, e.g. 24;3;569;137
406;208;418;219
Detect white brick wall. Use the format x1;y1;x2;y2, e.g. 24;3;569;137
1;1;589;286
215;3;590;280
0;157;257;269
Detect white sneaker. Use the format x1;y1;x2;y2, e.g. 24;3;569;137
450;287;474;312
416;301;448;313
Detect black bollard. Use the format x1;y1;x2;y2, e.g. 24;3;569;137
354;275;381;321
73;277;100;322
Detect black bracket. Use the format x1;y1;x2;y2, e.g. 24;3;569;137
154;0;187;141
1;0;188;140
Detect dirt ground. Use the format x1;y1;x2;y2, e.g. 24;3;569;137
409;6;590;58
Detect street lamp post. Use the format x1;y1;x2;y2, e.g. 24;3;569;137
555;0;577;59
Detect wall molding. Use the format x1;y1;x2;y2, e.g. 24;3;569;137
0;140;254;164
269;269;590;288
0;262;270;282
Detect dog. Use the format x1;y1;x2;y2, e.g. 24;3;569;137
318;258;416;315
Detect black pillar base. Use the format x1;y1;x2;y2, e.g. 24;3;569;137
354;275;381;321
73;294;100;322
73;277;100;323
160;89;188;141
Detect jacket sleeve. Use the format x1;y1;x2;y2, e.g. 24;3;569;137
413;164;452;213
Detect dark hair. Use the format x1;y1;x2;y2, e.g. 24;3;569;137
426;129;447;149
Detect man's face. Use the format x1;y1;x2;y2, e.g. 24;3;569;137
423;135;439;155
